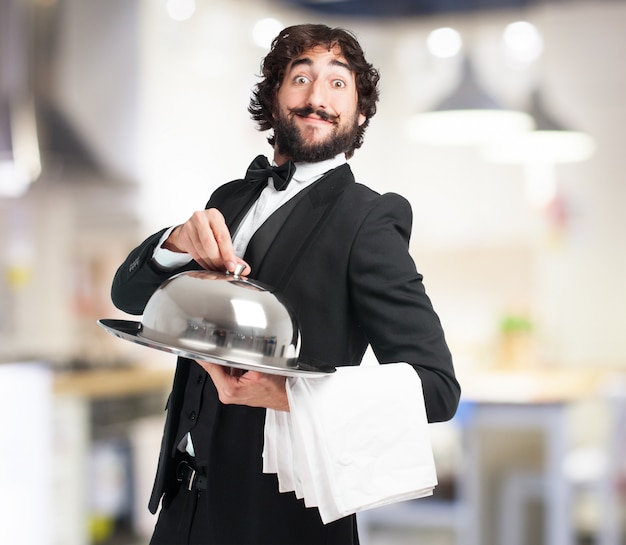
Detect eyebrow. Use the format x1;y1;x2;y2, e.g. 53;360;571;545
289;57;352;73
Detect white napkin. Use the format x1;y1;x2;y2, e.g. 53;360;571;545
262;362;438;524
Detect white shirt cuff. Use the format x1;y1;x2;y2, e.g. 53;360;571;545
152;226;193;269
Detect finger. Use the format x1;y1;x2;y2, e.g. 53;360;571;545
188;209;235;272
233;259;252;276
208;211;239;272
162;223;213;270
199;360;231;388
200;360;224;378
241;371;264;381
189;211;223;269
176;211;222;270
180;229;210;269
176;210;251;273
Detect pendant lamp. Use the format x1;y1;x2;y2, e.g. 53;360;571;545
406;56;534;146
482;88;595;208
483;88;595;164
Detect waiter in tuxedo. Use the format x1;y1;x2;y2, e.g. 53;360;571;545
111;23;460;545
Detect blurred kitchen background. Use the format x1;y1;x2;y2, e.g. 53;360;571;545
1;0;625;544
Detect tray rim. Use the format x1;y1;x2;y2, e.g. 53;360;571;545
97;318;335;378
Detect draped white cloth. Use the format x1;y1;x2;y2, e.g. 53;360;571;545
263;362;438;524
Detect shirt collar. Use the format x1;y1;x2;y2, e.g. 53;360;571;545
280;154;346;183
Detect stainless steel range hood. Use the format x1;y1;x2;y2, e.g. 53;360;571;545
0;0;103;197
0;0;41;197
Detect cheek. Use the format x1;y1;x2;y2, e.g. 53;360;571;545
277;88;302;110
274;89;287;116
335;92;360;116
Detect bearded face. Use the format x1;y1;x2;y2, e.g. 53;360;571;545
273;46;366;164
273;106;361;162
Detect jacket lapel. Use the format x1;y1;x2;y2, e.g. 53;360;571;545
213;180;267;234
246;164;354;289
242;185;310;272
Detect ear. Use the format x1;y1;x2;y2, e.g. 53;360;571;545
358;112;366;126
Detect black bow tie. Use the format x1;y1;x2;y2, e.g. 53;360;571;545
244;155;296;191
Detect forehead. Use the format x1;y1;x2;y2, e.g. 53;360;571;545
286;45;352;73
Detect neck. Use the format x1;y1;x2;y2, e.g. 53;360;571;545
272;150;291;166
272;149;347;167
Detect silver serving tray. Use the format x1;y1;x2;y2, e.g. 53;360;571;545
98;318;334;378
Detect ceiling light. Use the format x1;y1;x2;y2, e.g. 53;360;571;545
427;27;462;59
483;89;595;208
166;0;196;22
252;18;284;49
407;57;534;146
483;89;595;164
503;21;543;64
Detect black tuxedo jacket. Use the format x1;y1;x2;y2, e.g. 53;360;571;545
111;163;460;544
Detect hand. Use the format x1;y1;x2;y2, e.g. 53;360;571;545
162;208;250;274
197;361;290;412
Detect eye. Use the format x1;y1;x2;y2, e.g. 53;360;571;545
294;75;310;84
332;79;347;89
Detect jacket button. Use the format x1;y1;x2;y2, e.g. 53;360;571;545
197;374;204;384
189;411;196;421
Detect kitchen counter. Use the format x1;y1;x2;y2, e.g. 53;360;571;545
458;367;612;404
54;365;174;398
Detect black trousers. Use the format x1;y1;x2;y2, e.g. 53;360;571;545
150;482;210;545
149;454;360;545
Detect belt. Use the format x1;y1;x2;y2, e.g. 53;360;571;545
176;459;208;492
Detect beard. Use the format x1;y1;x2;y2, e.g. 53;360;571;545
274;106;360;163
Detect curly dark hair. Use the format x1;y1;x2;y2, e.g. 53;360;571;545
248;24;380;159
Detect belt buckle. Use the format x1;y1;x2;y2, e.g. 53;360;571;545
176;460;197;492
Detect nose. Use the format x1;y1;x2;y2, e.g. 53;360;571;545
306;79;327;110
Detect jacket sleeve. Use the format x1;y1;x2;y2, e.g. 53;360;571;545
348;193;461;423
110;185;241;316
111;228;200;315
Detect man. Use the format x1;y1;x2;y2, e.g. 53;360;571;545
111;24;460;545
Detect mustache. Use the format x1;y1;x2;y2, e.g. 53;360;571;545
290;106;338;123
